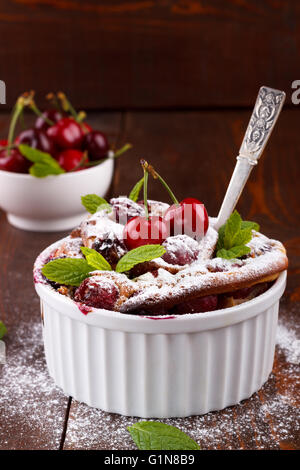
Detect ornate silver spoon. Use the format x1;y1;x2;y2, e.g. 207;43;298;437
215;86;286;230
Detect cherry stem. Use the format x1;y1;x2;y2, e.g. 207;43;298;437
57;92;78;121
0;143;16;151
70;151;89;172
77;112;91;134
84;143;132;167
113;143;132;158
77;111;87;123
19;108;26;129
46;92;61;111
84;158;106;167
7;97;25;152
142;160;179;205
29;101;54;126
81;122;91;134
7;91;55;155
141;160;149;220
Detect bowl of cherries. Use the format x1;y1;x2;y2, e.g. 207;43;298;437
0;91;131;231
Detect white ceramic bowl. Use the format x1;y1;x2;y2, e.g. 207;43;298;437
0;157;114;232
34;239;287;418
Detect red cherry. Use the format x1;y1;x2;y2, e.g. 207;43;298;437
15;128;55;155
74;277;119;310
123;215;168;250
110;197;144;224
47;117;84;149
57;149;86;172
35;109;63;131
0;148;31;173
0;139;8;147
83;130;109;161
164;197;209;240
162;235;199;266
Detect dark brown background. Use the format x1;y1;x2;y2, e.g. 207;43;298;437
0;0;299;451
0;0;300;109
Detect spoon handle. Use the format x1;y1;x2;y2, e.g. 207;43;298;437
215;86;286;230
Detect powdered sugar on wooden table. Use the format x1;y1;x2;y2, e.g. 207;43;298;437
276;323;300;365
0;322;68;449
63;304;299;450
1;304;298;450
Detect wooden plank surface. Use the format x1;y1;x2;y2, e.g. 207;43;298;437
116;108;300;296
0;112;122;449
63;300;300;450
0;1;299;109
0;109;299;450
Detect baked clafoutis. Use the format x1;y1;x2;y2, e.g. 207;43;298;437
34;164;288;317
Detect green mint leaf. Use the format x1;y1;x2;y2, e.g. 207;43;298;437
128;422;200;450
232;228;252;246
19;144;65;177
19;144;64;169
241;220;260;232
19;144;56;164
216;211;259;259
116;245;166;273
129;177;144;202
29;162;64;177
0;321;7;340
42;258;92;286
81;247;112;271
224;210;242;249
81;194;112;214
217;245;251;260
113;143;132;158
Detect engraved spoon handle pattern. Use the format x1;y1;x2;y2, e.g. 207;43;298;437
215;86;286;230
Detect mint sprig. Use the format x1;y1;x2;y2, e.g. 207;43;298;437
19;144;65;177
81;194;112;214
128;177;144;202
217;245;252;260
42;258;92;286
80;247;112;271
0;321;7;340
42;245;167;287
240;220;260;232
116;245;166;273
216;210;260;260
128;422;200;450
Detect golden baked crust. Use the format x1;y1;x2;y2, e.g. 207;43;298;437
118;235;287;312
35;198;288;314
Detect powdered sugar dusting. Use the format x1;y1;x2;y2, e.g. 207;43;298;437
276;322;300;365
162;234;200;264
34;201;287;314
0;322;68;449
121;241;287;312
1;309;298;450
64;313;299;450
53;236;83;259
81;213;124;244
110;196;144;223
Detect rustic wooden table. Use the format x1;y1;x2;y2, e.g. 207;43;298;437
0;110;299;450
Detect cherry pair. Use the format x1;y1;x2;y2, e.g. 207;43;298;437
124;161;208;249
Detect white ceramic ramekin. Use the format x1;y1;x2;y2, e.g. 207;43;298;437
34;241;287;418
0;157;114;232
